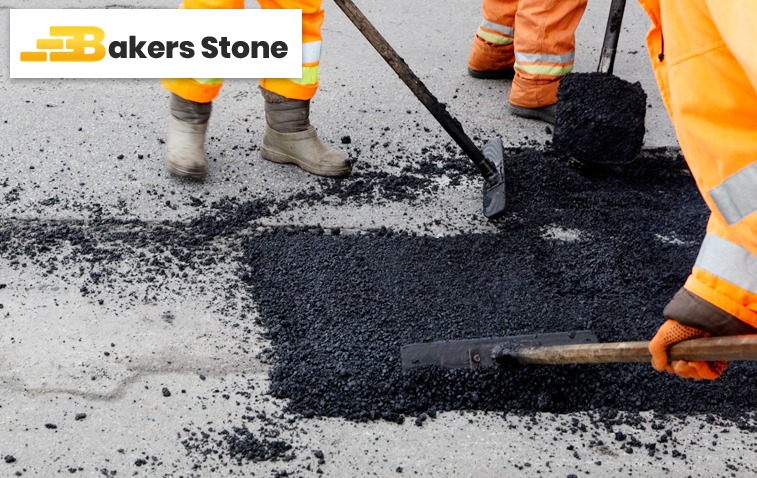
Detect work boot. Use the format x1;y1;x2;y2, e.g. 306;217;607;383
507;102;557;124
165;93;212;179
468;34;515;80
260;88;351;178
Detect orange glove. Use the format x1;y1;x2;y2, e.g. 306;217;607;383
648;319;727;380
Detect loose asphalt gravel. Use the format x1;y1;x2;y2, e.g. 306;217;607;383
6;144;757;475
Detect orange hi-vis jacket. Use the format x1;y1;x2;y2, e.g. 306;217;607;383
161;0;324;103
639;0;757;327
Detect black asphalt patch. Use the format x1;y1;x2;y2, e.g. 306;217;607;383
240;150;757;423
4;144;754;471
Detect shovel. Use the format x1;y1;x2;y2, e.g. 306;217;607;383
332;0;507;219
597;0;627;75
401;331;757;370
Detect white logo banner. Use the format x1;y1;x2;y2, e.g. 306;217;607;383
10;9;302;79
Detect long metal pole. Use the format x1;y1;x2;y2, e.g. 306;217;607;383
597;0;627;75
332;0;499;184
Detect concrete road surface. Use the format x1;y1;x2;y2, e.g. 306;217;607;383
4;2;753;478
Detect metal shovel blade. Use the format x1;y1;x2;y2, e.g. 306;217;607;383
482;138;506;220
401;331;599;371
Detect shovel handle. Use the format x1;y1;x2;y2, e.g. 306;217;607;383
597;0;627;75
508;335;757;365
331;0;499;183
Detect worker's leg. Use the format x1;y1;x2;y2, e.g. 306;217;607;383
161;0;244;178
508;0;587;121
160;0;243;104
467;0;518;79
256;0;351;177
258;0;322;101
646;0;757;379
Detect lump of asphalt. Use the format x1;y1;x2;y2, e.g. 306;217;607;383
553;72;647;165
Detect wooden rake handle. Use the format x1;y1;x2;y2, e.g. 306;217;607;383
508;335;757;365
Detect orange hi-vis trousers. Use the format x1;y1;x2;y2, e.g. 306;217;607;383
469;0;587;108
639;0;757;327
161;0;324;103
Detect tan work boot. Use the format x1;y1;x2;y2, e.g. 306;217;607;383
165;93;211;179
260;88;351;177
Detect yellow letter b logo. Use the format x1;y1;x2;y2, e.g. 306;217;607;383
49;27;106;62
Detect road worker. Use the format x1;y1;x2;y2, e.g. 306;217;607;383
161;0;351;179
467;0;587;124
644;0;757;380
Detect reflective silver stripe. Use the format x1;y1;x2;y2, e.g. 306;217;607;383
695;233;757;294
302;41;322;64
480;19;514;37
514;51;575;64
710;161;757;225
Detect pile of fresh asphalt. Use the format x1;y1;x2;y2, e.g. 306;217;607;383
241;148;757;425
553;72;647;165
